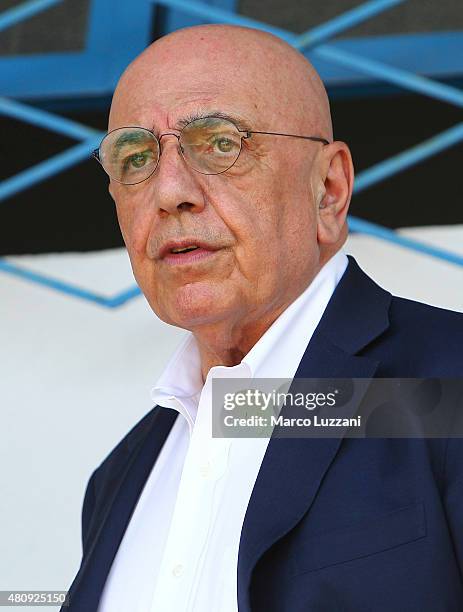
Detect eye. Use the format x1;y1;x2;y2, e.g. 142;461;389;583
210;136;240;155
123;149;155;170
215;137;234;152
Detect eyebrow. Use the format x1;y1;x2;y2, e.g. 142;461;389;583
174;110;253;132
111;130;149;159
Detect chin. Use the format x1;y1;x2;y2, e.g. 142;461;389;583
165;282;234;328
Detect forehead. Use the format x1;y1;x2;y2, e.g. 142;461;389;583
109;53;276;131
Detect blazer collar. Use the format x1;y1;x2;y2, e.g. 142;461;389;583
315;255;391;356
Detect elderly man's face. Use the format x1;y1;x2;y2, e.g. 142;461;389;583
108;31;332;334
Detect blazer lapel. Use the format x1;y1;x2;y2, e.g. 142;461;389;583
237;256;392;611
65;407;178;611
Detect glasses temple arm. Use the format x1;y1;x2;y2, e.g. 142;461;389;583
242;130;329;145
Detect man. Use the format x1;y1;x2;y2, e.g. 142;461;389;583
64;24;463;611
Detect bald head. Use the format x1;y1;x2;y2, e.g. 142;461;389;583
110;24;333;141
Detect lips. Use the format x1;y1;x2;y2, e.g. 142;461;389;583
159;239;220;259
162;248;219;266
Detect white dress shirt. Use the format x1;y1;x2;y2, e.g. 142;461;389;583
97;250;348;612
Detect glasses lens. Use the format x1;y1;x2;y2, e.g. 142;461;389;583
99;127;159;184
180;117;242;175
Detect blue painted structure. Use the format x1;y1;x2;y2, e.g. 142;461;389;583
0;0;461;307
1;0;463;98
0;0;62;32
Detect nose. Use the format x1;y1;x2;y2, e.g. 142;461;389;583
158;132;183;163
159;132;180;145
152;132;205;217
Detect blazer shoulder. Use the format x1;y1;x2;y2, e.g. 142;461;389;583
344;257;462;335
389;294;463;334
384;295;463;375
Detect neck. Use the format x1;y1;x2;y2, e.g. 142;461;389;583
192;265;329;382
193;305;287;383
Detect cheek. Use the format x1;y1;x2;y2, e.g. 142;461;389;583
223;197;287;299
216;202;270;281
114;195;154;259
254;182;318;281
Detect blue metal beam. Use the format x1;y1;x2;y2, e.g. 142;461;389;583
0;258;141;308
293;0;406;50
308;32;463;88
315;44;463;107
88;0;154;88
0;96;101;141
0;137;102;202
152;0;295;42
354;123;463;194
0;0;63;33
158;0;238;41
107;286;143;308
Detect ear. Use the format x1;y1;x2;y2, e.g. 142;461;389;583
315;141;354;246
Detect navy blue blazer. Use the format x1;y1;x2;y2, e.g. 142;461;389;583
63;255;463;611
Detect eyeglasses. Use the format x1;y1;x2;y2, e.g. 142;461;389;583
92;116;329;185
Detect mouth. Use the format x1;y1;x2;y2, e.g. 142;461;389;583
159;239;222;264
170;245;201;254
160;243;222;266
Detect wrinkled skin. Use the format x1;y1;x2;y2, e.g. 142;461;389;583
107;25;354;381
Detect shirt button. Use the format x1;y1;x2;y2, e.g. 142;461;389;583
199;461;211;478
172;564;184;578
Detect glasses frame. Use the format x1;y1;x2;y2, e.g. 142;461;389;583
92;116;330;185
